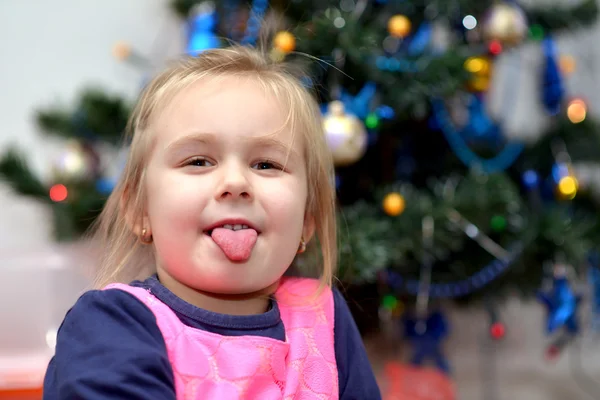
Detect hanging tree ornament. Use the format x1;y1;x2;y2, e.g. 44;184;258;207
486;297;506;341
541;37;565;115
186;1;220;56
482;2;528;47
273;31;296;54
403;217;451;374
388;14;412;38
537;263;581;360
52;140;96;182
383;192;405;216
566;98;587;124
323;101;368;167
464;56;493;92
270;31;296;62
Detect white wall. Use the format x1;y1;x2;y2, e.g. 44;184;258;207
0;0;184;252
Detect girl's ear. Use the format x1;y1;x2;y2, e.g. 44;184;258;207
302;212;315;243
121;184;150;237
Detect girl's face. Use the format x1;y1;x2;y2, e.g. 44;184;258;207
143;75;313;296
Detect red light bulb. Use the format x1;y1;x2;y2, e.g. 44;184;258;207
49;184;68;202
489;40;503;55
490;322;505;340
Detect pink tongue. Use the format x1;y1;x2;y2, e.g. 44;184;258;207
210;228;258;261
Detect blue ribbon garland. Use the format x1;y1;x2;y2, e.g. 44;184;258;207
431;99;524;173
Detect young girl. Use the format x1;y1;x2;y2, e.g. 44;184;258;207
43;45;381;399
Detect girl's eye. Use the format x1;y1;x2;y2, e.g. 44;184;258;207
253;160;283;171
186;158;214;167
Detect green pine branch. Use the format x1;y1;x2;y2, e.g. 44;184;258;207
520;116;600;170
336;169;599;290
0;148;49;200
0;148;108;241
171;0;201;18
36;88;130;146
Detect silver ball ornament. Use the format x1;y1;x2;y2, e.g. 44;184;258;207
323;101;368;167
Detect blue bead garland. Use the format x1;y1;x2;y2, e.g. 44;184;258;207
385;242;524;298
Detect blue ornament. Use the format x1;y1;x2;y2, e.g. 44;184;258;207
408;23;432;56
522;169;539;189
537;271;581;335
403;311;450;374
186;3;220;55
376;105;395;120
551;163;570;183
241;0;269;45
336;83;395;128
541;37;564;115
339;82;378;120
95;178;115;195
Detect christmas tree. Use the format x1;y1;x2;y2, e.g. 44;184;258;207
0;89;130;241
168;0;600;305
2;1;600;346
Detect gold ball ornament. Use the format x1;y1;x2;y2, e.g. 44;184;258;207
323;101;368;167
464;56;493;92
388;15;412;38
273;31;296;54
112;41;132;61
482;3;528;46
383;192;405;216
567;98;587;124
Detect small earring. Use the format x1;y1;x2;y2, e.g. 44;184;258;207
140;228;153;244
297;238;306;254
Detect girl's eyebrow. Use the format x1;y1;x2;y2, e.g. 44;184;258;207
165;132;301;163
242;135;301;163
165;132;217;154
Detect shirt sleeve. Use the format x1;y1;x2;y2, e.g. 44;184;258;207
43;288;176;400
333;287;382;400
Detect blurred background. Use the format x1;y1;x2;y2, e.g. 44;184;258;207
2;0;600;398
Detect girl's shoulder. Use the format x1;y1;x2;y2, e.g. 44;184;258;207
61;286;162;336
44;288;175;399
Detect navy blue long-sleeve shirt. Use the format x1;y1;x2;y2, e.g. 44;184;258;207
43;276;381;399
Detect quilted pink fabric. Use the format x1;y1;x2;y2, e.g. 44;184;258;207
104;277;339;399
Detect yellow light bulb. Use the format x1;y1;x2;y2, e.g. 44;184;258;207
558;176;578;199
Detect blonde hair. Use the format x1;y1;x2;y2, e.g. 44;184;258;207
91;45;337;290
